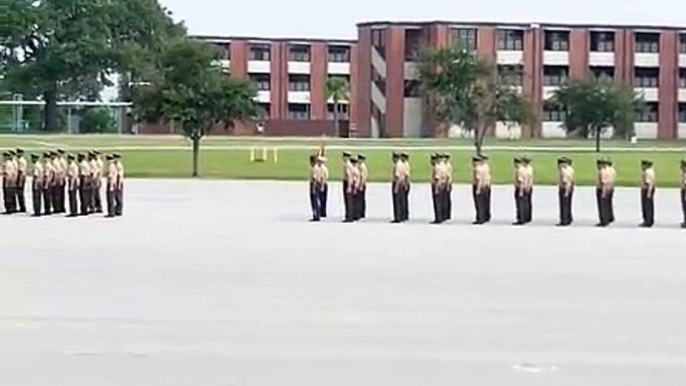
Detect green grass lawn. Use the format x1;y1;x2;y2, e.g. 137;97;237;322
1;134;685;186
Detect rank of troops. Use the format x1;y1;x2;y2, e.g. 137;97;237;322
309;151;686;228
1;149;125;218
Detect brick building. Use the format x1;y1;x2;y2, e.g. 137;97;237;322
140;21;686;139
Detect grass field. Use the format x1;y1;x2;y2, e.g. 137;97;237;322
2;134;686;187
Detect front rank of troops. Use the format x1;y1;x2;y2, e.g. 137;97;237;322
2;149;125;218
308;151;686;229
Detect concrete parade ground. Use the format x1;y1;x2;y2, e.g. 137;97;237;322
1;180;685;386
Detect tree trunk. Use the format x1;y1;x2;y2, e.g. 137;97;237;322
333;99;340;137
595;127;601;153
43;84;58;132
474;126;488;156
192;135;200;177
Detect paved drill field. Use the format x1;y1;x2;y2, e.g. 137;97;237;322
1;180;685;386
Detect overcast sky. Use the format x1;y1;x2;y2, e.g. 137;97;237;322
159;0;685;39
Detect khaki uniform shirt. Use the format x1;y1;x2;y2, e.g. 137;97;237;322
17;157;27;177
115;161;125;189
33;162;44;187
348;165;361;192
59;157;67;182
44;160;55;187
395;161;409;186
343;160;352;182
434;161;449;189
445;161;453;185
107;161;117;189
641;167;656;189
559;165;575;189
514;165;526;188
67;161;80;190
4;160;17;186
359;163;368;186
320;164;329;184
80;160;91;177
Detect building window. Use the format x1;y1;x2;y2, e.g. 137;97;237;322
680;34;686;54
679;103;686;123
404;29;422;61
498;65;524;86
542;103;567;122
257;103;270;119
327;103;349;120
371;28;387;56
249;44;271;61
680;69;686;88
543;66;569;86
288;103;310;120
372;67;385;96
289;74;310;91
403;80;421;98
250;74;270;91
590;66;615;81
213;43;230;60
497;29;524;51
328;45;350;62
450;28;477;51
590;31;615;52
634;68;659;88
637;102;658;122
635;33;659;53
289;44;310;62
544;30;569;51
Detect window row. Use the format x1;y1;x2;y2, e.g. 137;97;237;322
286;104;350;120
245;44;351;62
543;103;660;122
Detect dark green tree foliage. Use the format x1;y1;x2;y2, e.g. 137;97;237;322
550;77;644;152
79;107;117;133
1;0;183;131
133;39;260;177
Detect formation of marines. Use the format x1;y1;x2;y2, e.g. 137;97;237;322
309;151;686;229
2;149;125;218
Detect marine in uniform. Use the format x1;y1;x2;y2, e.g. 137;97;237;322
399;152;411;222
430;154;441;223
57;149;67;213
472;155;491;225
357;154;368;219
90;151;103;213
391;152;401;223
432;154;450;224
105;154;116;218
596;159;615;227
49;152;62;213
78;153;92;216
513;157;526;225
344;156;361;222
639;160;656;228
15;148;28;213
30;154;44;216
113;153;124;216
341;152;352;220
42;152;55;215
3;151;17;214
557;157;575;226
521;157;534;224
443;154;453;220
317;156;329;218
309;155;322;222
67;154;80;217
680;160;686;228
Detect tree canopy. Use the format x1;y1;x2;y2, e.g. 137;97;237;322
133;39;260;177
325;76;350;137
419;47;530;155
1;0;184;131
550;76;644;152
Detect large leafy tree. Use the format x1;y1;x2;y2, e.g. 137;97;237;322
1;0;183;131
419;47;530;155
133;39;260;177
550;77;644;152
325;76;350;137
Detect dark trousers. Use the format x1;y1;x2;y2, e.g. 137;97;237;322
345;189;357;221
93;182;103;213
432;185;441;223
79;177;90;215
319;184;328;218
4;184;16;213
106;188;115;217
398;184;410;221
640;187;655;226
68;188;79;216
473;185;491;224
608;189;615;223
433;185;449;223
309;183;321;221
484;186;492;222
17;176;26;212
558;186;574;225
596;188;614;225
682;188;686;225
514;187;525;224
59;182;66;213
43;188;52;215
32;183;42;216
446;185;452;220
359;185;366;219
392;182;401;222
51;185;60;213
523;188;533;223
342;181;350;220
114;187;123;216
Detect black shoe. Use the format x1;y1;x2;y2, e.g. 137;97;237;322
512;222;525;226
67;214;79;218
105;214;116;218
681;223;686;229
556;222;571;227
309;218;320;222
596;223;609;227
640;223;653;228
431;220;441;224
391;220;401;224
31;214;41;218
472;220;484;225
343;219;354;223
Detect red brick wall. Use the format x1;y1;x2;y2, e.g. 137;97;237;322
523;28;543;138
229;40;248;79
354;28;372;138
310;42;328;120
659;30;678;139
270;42;288;120
385;26;406;138
569;29;589;80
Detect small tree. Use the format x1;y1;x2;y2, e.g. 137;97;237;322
133;39;260;177
418;47;530;155
325;77;350;137
550;77;644;152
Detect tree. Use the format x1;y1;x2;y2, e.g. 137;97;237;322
80;107;117;133
550;77;644;152
418;47;530;155
325;77;350;137
2;0;183;131
133;39;260;177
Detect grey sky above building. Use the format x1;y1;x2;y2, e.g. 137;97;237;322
160;0;683;39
